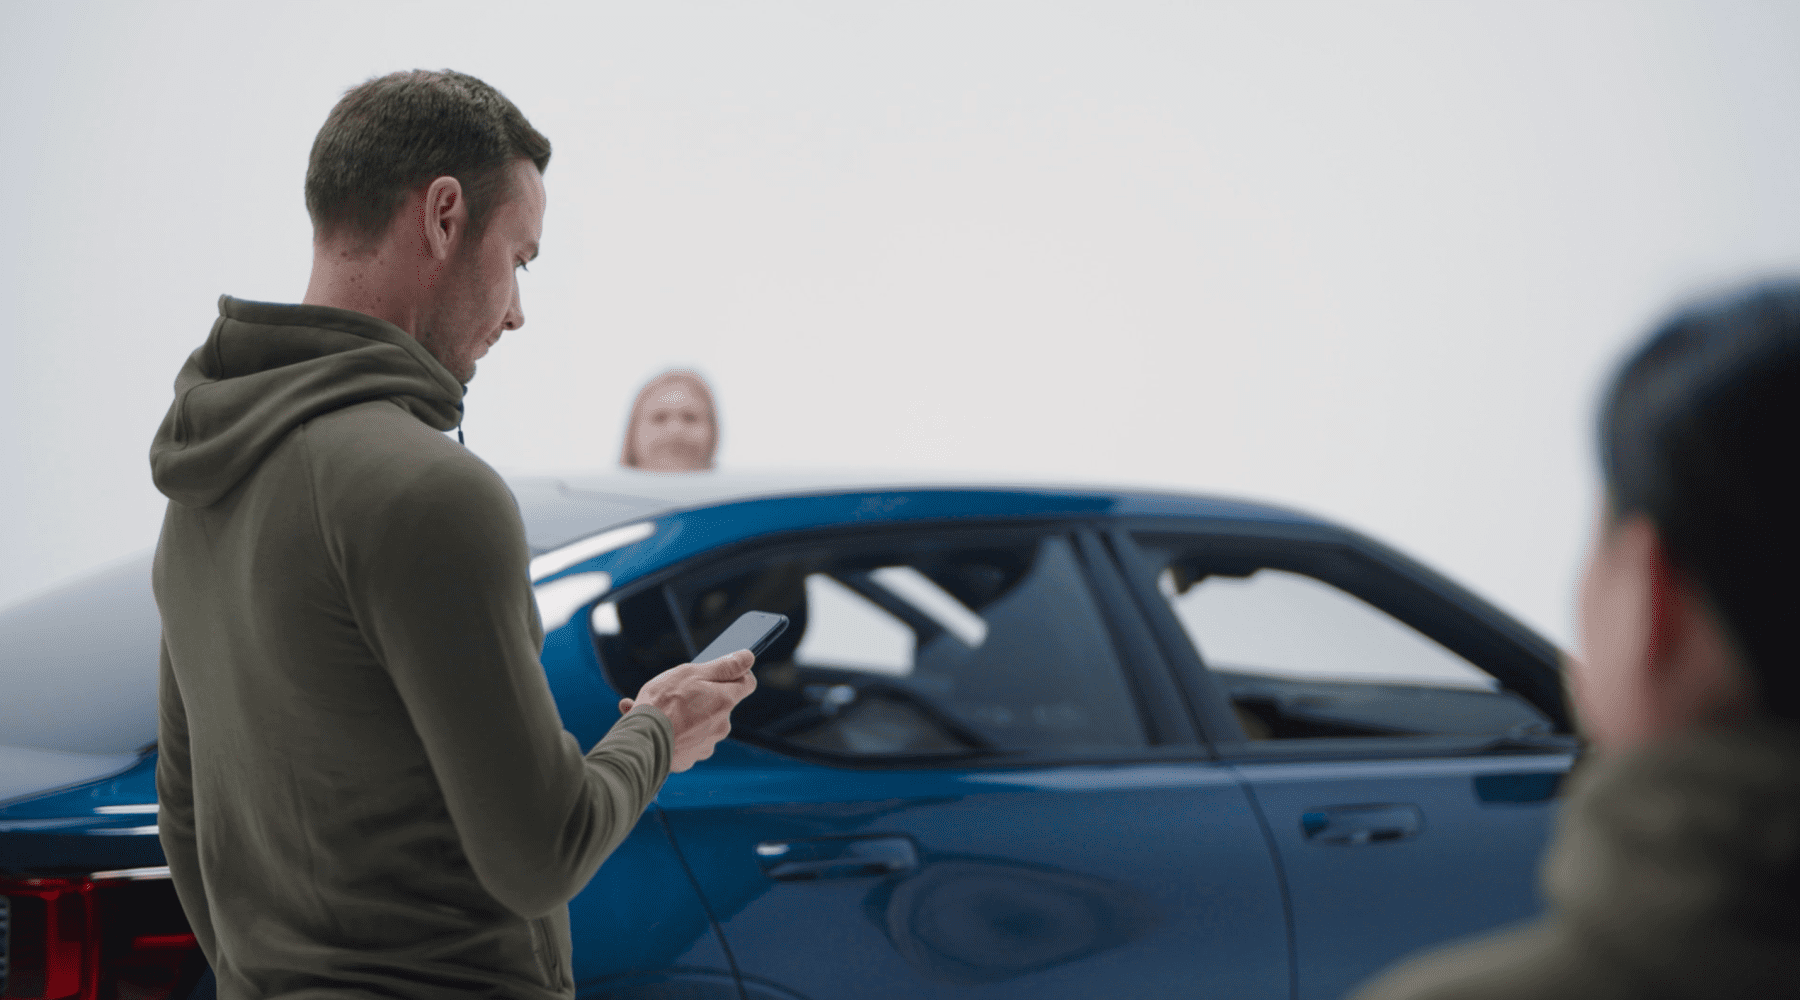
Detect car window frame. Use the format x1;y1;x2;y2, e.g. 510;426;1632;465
1103;519;1575;762
588;516;1206;769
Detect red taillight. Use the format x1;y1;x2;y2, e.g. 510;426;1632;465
121;938;194;952
1;874;203;1000
0;878;97;1000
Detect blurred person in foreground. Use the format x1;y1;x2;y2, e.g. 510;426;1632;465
148;70;754;1000
1352;280;1800;1000
620;368;718;472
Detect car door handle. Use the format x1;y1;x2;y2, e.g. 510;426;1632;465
1300;804;1423;845
1473;771;1564;804
754;835;919;881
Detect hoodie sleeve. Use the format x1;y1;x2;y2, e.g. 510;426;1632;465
330;443;673;919
156;635;219;961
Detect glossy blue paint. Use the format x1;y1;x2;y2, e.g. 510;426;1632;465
653;754;1291;1000
564;813;734;988
0;751;164;871
0;751;157;824
1231;754;1572;1000
540;612;625;748
1474;771;1564;804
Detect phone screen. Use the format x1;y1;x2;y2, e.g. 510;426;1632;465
692;610;789;664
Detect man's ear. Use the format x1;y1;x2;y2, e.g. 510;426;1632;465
1638;522;1685;684
1638;519;1762;728
414;176;465;288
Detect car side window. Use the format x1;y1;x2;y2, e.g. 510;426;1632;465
1140;539;1551;742
593;529;1150;761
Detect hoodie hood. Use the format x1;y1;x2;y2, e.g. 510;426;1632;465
150;296;465;508
1545;719;1800;995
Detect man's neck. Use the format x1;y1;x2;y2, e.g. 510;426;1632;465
302;240;426;337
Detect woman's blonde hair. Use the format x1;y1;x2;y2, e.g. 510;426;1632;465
620;369;719;469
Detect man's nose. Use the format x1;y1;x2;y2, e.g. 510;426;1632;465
504;288;524;331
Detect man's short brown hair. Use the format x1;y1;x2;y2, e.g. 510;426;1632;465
304;69;551;249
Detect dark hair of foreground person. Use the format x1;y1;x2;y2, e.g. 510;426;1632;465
1598;278;1800;721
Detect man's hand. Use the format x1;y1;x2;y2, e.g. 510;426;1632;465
619;650;757;772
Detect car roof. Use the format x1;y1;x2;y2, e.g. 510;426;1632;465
512;467;1327;554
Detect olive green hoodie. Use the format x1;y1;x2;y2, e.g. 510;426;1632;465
149;296;673;1000
1350;720;1800;1000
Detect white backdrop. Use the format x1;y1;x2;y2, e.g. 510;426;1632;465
5;1;1799;650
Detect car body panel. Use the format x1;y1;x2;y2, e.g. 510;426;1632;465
1233;754;1570;1000
562;814;737;991
0;751;164;872
657;754;1291;999
0;746;147;810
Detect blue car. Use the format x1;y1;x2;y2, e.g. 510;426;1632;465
1;472;1578;1000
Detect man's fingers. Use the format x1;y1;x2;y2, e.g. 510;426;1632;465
696;649;755;680
700;671;756;708
618;698;635;714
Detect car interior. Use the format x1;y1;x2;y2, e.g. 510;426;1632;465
1144;542;1559;743
591;527;1562;760
592;530;1151;761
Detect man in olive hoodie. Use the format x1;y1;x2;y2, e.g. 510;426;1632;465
1350;280;1800;999
149;71;754;1000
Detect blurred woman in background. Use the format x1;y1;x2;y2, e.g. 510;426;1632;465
620;369;718;472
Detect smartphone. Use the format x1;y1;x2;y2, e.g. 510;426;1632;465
692;610;790;664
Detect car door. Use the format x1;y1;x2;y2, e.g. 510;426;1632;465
1111;525;1578;1000
586;520;1291;1000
